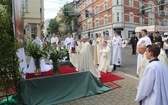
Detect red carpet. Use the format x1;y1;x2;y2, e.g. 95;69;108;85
26;66;124;84
100;72;124;83
60;66;124;83
59;66;77;74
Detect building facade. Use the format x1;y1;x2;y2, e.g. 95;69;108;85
23;0;44;39
43;19;50;36
76;0;168;39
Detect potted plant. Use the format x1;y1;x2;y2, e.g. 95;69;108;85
26;43;47;75
50;47;68;74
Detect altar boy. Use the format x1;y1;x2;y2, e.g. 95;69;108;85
135;44;168;105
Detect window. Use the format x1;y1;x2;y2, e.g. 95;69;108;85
104;1;107;10
83;3;85;9
31;27;36;39
104;16;108;25
83;14;85;19
139;2;142;8
148;18;154;25
148;2;154;12
95;6;99;14
88;21;92;29
87;0;92;5
23;0;28;12
139;17;144;26
83;24;86;30
129;12;134;23
95;19;99;27
129;0;133;7
117;0;119;5
117;13;119;22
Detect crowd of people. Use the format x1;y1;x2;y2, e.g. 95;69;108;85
132;29;168;105
33;29;168;105
39;31;123;78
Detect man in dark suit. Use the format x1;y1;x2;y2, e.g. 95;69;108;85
130;31;138;55
155;32;163;47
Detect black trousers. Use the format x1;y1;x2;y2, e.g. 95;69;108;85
132;45;137;54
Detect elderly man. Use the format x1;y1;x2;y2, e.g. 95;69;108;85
136;29;152;76
77;36;100;78
135;44;168;105
137;44;149;82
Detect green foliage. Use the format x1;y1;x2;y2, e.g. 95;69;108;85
0;0;21;97
50;46;68;61
0;33;21;82
59;4;80;34
43;43;53;54
49;19;60;34
59;4;75;34
50;47;68;73
26;43;48;59
0;0;13;39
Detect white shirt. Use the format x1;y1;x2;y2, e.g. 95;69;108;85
32;38;43;47
135;60;168;105
64;37;74;50
51;36;59;44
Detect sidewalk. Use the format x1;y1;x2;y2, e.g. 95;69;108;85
58;71;139;105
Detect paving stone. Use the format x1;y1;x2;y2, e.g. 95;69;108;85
61;71;139;105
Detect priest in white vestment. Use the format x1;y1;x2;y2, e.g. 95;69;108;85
77;36;100;78
137;44;149;82
111;31;122;70
135;44;168;105
116;35;122;66
98;41;111;73
136;29;152;75
94;33;103;65
64;33;74;50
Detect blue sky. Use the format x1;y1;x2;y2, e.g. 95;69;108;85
44;0;73;20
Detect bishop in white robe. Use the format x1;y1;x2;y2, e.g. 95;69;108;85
98;41;111;73
77;36;100;78
135;44;168;105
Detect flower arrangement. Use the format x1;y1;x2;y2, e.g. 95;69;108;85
26;43;47;75
50;46;68;73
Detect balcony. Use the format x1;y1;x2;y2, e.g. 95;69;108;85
112;22;124;29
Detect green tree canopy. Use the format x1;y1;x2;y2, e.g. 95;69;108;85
60;4;75;34
49;19;60;34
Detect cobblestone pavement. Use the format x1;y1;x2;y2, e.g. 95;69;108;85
58;71;139;105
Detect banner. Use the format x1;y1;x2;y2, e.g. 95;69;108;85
12;0;24;39
135;25;168;33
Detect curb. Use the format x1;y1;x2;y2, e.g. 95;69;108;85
114;71;139;80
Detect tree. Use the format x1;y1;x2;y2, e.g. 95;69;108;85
49;19;60;34
0;0;21;103
60;4;75;34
